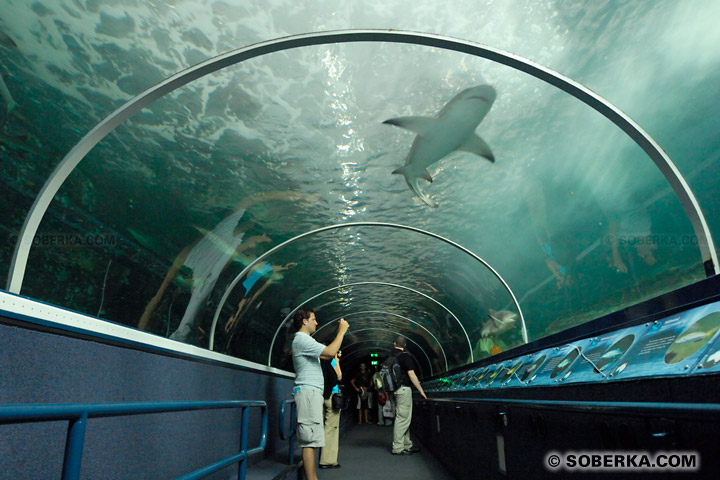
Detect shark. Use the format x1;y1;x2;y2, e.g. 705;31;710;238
383;84;497;207
480;309;517;338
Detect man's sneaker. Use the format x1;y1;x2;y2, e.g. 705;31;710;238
406;446;421;454
391;450;410;455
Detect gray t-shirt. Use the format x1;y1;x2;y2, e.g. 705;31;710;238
292;332;325;392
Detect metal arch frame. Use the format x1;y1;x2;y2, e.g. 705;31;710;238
339;345;426;378
8;30;715;307
315;310;448;368
260;282;461;366
328;329;432;376
339;347;390;365
322;331;430;377
314;311;447;370
342;349;425;379
211;223;520;363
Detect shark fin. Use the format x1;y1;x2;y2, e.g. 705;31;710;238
392;165;433;183
419;169;433;183
457;133;495;162
392;165;438;208
383;116;437;136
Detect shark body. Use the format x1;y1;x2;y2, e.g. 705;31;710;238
481;309;517;338
384;84;496;207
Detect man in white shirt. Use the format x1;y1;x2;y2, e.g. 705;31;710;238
291;309;349;480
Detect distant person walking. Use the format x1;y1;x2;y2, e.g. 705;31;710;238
291;309;349;480
390;336;427;455
351;362;373;424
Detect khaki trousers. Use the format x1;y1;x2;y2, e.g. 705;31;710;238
391;386;413;453
319;395;340;465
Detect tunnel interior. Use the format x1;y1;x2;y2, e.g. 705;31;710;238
1;1;720;382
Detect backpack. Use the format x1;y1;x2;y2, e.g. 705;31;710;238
379;352;407;393
321;359;338;400
372;372;384;392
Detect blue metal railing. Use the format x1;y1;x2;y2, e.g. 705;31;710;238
278;398;297;465
0;400;267;480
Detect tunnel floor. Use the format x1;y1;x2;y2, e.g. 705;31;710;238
318;423;455;480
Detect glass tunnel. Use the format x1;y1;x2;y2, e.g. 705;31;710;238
1;0;720;383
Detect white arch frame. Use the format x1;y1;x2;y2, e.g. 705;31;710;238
313;310;448;370
209;223;525;364
7;29;716;330
327;328;432;376
259;282;460;366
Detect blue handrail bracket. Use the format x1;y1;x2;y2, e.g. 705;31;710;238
279;398;297;465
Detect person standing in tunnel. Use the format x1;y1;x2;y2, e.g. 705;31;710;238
390;336;427;455
292;308;349;480
319;350;343;469
351;362;373;424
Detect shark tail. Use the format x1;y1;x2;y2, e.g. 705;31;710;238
392;165;438;208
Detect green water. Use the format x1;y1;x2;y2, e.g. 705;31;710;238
1;0;718;374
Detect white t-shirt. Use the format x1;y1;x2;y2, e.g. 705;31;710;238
292;332;325;392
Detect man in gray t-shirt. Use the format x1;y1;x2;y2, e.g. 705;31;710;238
291;308;348;480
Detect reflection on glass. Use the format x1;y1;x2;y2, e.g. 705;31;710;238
1;8;717;376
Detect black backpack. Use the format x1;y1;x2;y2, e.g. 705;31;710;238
379;352;407;393
321;359;338;399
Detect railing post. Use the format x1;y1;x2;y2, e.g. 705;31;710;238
279;399;297;465
237;406;249;480
62;413;88;480
288;402;296;466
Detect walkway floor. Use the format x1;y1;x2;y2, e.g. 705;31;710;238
317;423;455;480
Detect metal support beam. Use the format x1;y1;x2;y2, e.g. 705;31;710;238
261;284;459;367
314;310;448;370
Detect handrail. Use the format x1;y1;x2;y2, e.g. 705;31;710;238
279;398;297;465
0;400;267;480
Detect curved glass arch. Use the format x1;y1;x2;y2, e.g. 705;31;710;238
314;311;448;370
339;344;426;378
324;327;434;376
3;22;718;376
8;29;716;298
260;279;467;366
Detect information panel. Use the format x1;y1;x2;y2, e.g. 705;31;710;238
610;302;720;380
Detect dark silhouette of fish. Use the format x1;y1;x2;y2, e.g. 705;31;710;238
0;28;17;49
0;132;36;155
0;29;19;117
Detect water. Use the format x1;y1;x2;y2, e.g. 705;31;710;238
0;0;718;373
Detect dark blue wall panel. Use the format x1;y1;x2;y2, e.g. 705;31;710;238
0;319;295;480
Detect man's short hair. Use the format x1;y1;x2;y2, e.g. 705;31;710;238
394;336;407;348
293;308;315;331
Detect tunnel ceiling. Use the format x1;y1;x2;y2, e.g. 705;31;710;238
1;1;719;376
